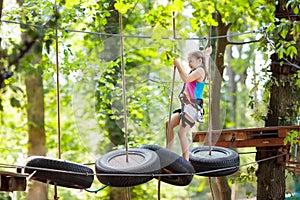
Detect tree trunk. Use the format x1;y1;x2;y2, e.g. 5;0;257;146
210;11;231;200
256;0;300;199
25;69;46;157
17;2;47;197
226;46;237;126
256;74;298;200
25;59;47;200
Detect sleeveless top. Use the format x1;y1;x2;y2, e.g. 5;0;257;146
183;67;206;101
184;81;205;101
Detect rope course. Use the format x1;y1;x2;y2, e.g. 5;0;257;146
2;2;300;197
3;19;299;71
0;152;287;178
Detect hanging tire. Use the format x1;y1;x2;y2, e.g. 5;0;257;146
95;148;160;187
141;145;195;186
24;156;94;189
189;146;239;177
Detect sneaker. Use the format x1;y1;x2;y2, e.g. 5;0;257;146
196;108;205;123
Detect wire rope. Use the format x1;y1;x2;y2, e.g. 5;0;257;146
1;19;265;41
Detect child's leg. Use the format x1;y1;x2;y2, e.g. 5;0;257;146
166;112;180;149
177;115;193;161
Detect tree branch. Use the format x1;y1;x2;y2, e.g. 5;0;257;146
0;0;3;21
227;39;261;46
8;36;39;68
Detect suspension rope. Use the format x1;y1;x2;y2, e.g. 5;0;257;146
54;2;61;200
54;1;61;160
208;23;213;156
208;177;215;200
162;8;177;200
119;12;129;163
119;11;131;200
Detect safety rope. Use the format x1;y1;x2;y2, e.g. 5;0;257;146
166;9;177;147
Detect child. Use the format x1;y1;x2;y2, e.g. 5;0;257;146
166;47;212;161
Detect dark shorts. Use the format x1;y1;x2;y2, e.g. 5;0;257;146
173;108;181;114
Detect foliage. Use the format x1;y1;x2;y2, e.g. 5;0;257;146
1;0;299;199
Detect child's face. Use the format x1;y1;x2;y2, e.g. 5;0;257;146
188;56;202;69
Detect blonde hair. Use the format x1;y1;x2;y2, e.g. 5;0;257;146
188;50;208;80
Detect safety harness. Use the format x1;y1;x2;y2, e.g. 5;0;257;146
179;68;205;128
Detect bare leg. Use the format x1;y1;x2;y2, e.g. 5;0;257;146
166;112;180;150
177;115;193;161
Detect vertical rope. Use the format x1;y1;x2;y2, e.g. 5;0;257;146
157;175;161;200
54;2;61;199
208;23;212;155
119;13;128;162
164;8;176;200
55;0;61;160
166;10;177;147
119;12;131;200
209;177;215;200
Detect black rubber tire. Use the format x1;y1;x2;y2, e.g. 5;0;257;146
141;145;195;186
189;146;240;177
24;156;94;189
95;148;160;187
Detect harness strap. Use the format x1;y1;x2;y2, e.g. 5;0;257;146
178;68;205;128
180;112;195;128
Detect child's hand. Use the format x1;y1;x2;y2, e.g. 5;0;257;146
206;46;212;56
173;58;180;68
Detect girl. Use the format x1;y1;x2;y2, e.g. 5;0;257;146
166;47;212;161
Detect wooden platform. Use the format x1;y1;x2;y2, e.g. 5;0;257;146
192;125;300;148
286;161;300;175
0;171;27;191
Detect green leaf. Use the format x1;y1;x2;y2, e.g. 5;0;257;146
10;97;21;108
